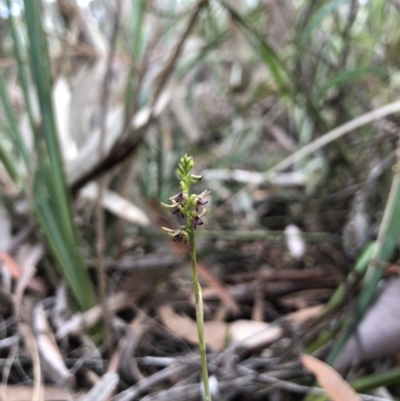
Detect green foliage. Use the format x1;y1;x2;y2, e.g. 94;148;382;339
0;0;96;311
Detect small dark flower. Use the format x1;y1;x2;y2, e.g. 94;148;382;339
172;205;185;218
176;192;184;203
196;198;208;210
192;215;204;229
162;226;188;243
171;192;184;203
169;191;186;204
172;231;187;243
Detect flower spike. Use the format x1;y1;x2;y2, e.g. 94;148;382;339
160;154;212;401
160;155;210;242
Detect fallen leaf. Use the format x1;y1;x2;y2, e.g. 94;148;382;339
14;245;45;315
301;354;362;401
33;302;75;386
0;250;45;293
227;306;323;352
0;383;82;401
334;276;400;371
229;320;282;350
286;304;324;324
80;182;150;227
159;305;227;351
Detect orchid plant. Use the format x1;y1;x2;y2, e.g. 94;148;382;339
161;154;211;401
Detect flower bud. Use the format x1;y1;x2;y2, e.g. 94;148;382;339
190;174;203;184
187;158;194;170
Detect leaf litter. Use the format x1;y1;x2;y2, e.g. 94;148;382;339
1;1;400;400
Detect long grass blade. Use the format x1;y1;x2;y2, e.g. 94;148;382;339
20;0;96;310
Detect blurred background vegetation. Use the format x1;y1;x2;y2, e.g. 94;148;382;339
1;0;400;399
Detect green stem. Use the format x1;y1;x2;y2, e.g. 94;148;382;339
188;225;211;401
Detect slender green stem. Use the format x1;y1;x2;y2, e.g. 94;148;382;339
161;154;211;399
188;225;211;401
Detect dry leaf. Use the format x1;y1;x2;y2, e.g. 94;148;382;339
0;250;45;293
301;354;362;401
33;303;75;386
159;305;227;351
334;276;400;371
0;383;82;401
228;306;323;351
286;304;324;324
80;182;150;226
14;245;45;315
229;320;282;350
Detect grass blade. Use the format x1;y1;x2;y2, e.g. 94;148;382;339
20;0;96;311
